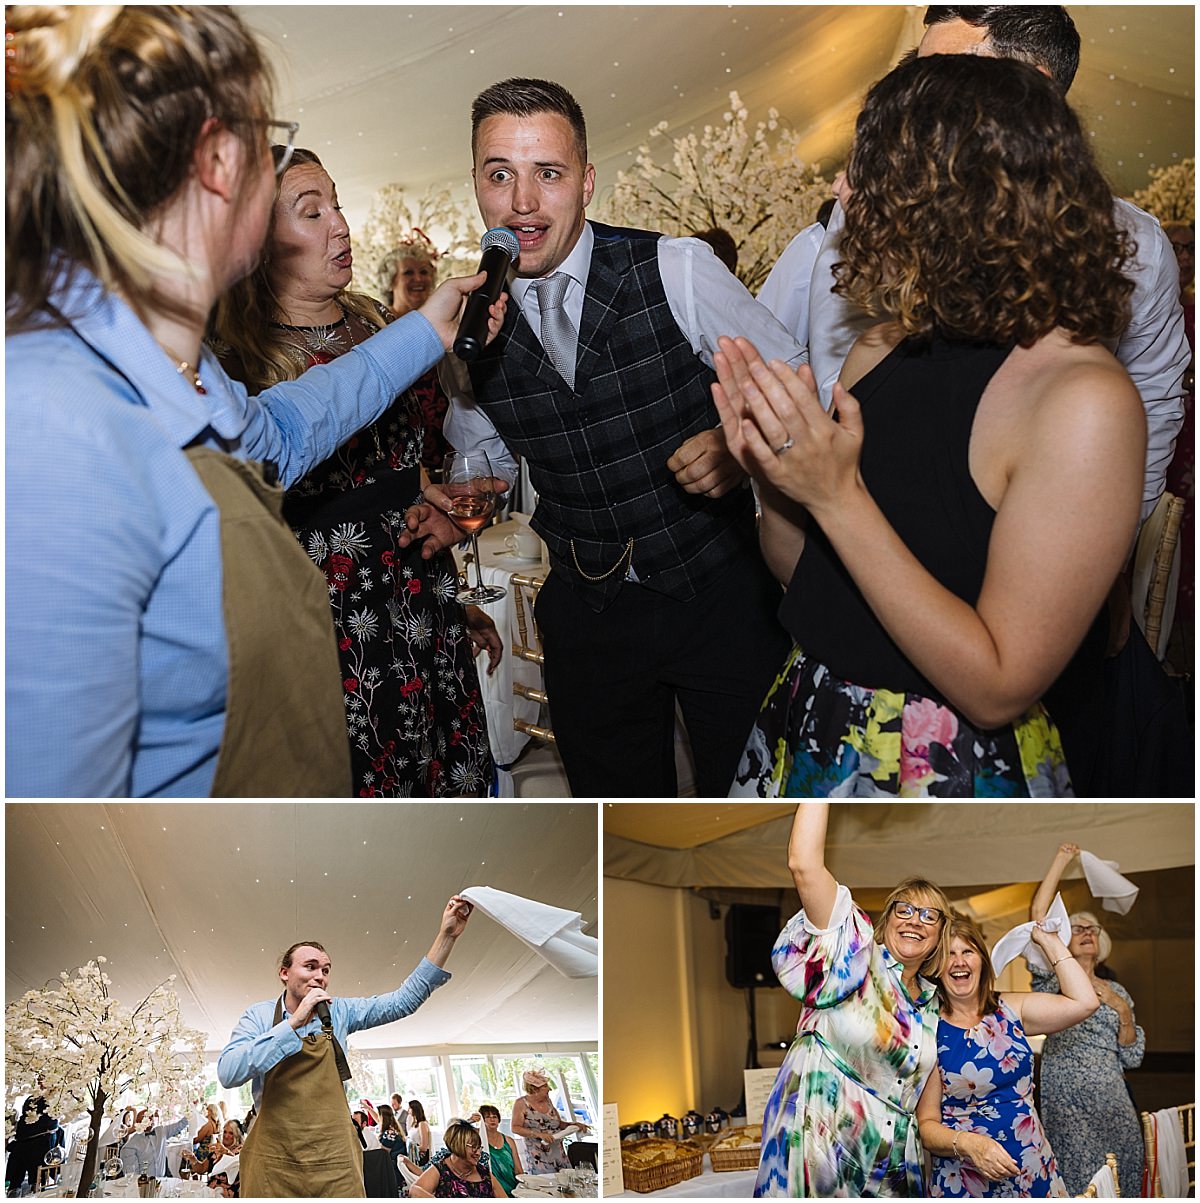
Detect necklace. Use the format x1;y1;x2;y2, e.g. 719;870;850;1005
175;358;206;394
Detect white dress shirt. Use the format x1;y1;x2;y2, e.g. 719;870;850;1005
444;220;805;483
796;199;1189;524
756;220;828;352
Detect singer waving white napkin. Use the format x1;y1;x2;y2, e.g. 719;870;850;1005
1079;850;1140;914
459;886;598;978
990;892;1071;975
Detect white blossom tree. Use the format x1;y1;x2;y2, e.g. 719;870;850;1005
354;183;482;303
599;91;832;293
1132;158;1195;223
5;959;206;1196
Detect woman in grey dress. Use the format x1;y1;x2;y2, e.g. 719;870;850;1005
1028;843;1145;1196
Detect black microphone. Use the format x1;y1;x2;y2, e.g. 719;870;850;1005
315;999;332;1027
453;227;520;362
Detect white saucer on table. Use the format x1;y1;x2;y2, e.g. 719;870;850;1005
495;549;543;564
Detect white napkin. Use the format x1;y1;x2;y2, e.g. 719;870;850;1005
1085;1160;1119;1198
1151;1108;1189;1198
990;893;1071;975
209;1154;239;1181
1080;850;1139;915
460;886;598;978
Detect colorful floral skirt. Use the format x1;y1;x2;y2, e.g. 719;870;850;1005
730;646;1072;797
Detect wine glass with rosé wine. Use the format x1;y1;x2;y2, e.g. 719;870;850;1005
443;448;507;604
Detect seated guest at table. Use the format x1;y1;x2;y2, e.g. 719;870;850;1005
410;1121;504;1198
379;238;458;482
182;1103;224;1174
212;145;501;799
353;1110;382;1151
916;912;1097;1197
511;1070;588;1175
407;1099;433;1167
718;54;1145;797
120;1109;189;1182
218;898;471;1198
478;1104;523;1196
754;802;949;1197
5;4;506;800
188;1118;245;1180
378;1103;406;1156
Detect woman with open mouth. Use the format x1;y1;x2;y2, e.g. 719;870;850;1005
916;912;1097;1197
211;147;502;798
754;802;952;1197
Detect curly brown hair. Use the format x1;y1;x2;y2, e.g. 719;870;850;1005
835;55;1133;347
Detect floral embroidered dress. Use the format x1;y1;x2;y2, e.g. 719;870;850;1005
754;885;939;1198
929;1004;1066;1198
1029;969;1145;1197
220;306;492;797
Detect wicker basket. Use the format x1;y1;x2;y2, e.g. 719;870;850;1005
620;1139;704;1193
709;1125;763;1173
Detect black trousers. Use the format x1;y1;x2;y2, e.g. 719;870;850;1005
535;552;790;797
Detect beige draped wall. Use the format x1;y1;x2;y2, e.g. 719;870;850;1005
603;803;1193;1127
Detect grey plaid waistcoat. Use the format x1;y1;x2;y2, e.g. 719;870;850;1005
467;229;758;611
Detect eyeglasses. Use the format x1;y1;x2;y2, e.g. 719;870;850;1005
1070;924;1100;936
891;901;943;925
268;120;301;175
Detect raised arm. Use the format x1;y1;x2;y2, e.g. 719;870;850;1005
1004;924;1098;1036
915;1072;1018;1182
786;804;838;928
1030;843;1079;921
426;896;473;967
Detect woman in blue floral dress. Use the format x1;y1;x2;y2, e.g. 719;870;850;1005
916;913;1098;1197
212;148;500;797
754;803;951;1198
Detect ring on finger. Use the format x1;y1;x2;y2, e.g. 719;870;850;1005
774;437;795;456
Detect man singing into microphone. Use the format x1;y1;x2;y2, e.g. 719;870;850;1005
403;78;800;799
217;897;471;1197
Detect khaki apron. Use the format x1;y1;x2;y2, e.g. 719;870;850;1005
185;448;350;796
238;997;364;1198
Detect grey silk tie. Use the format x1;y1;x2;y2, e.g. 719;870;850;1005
533;272;577;389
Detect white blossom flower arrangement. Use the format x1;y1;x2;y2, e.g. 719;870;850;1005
598;90;832;292
355;183;482;300
5;959;206;1197
1132;158;1195;223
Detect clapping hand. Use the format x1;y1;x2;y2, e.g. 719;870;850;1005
711;336;865;516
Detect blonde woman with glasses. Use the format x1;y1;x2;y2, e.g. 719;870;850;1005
1026;843;1146;1196
754;803;952;1197
5;6;502;798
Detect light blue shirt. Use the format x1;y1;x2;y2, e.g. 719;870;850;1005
6;267;444;797
217;958;451;1111
119;1116;188;1179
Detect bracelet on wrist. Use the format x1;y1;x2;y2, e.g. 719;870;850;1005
952;1131;960;1159
1050;954;1075;967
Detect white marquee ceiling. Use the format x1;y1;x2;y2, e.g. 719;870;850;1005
604;802;1195;890
5;803;598;1054
239;5;1195;239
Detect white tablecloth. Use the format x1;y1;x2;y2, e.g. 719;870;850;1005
611;1154;755;1197
454;518;549;785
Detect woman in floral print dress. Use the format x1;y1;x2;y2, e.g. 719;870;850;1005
212;148;500;796
916;913;1097;1198
754;803;951;1198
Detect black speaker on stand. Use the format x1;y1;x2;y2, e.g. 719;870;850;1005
724;903;780;1073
